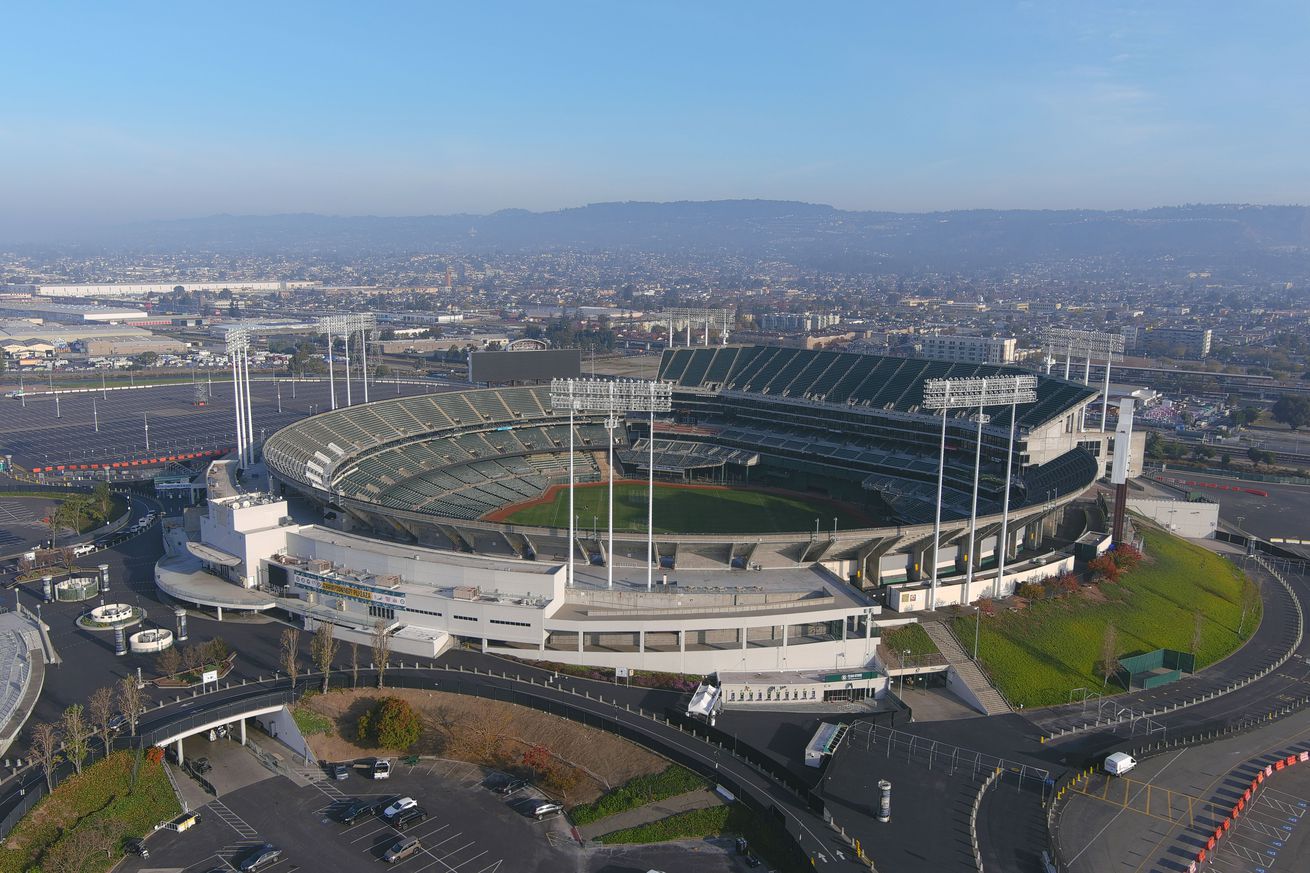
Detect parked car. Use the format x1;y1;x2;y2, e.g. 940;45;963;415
372;758;392;780
529;801;563;820
382;797;417;820
384;835;422;863
237;844;281;871
329;762;351;780
494;778;528;797
338;798;381;824
392;806;428;830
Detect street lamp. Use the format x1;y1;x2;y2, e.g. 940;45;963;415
973;606;981;661
899;649;911;695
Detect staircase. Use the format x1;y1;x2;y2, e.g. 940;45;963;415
919;621;1013;716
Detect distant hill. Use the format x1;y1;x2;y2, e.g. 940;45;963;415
61;201;1310;271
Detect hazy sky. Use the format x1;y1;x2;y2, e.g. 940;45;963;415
2;1;1308;236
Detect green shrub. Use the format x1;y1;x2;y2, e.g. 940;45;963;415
357;697;421;750
569;765;710;824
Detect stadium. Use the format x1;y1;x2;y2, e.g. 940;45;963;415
164;345;1126;689
263;346;1109;589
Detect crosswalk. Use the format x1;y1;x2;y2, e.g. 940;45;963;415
207;799;259;839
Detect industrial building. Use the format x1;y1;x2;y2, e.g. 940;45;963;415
919;334;1017;365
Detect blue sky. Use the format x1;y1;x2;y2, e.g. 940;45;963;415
1;2;1307;233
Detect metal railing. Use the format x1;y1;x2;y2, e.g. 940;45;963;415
970;767;1003;872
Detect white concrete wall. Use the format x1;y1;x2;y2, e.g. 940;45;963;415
1127;498;1218;539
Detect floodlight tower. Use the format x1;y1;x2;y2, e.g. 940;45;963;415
1045;328;1124;431
922;375;1037;610
316;315;346;411
226;328;252;466
550;378;672;590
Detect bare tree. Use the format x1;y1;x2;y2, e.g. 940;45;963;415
119;674;145;737
371;620;391;690
310;621;338;693
30;721;61;791
350;642;360;688
181;644;203;675
1100;623;1119;689
62;703;91;775
88;686;116;758
156;646;182;678
280;627;301;691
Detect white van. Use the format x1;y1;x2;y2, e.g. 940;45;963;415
1104;752;1137;776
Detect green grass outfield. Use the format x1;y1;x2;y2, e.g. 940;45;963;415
951;526;1258;708
495;482;872;535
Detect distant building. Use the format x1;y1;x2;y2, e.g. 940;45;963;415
1146;327;1212;359
0;301;151;324
35;281;316;298
758;312;840;333
919;334;1017;364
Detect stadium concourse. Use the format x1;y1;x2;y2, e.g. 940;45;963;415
148;346;1139;693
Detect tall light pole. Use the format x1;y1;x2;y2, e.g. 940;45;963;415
550;378;672;590
923;375;1037;611
226;327;253;467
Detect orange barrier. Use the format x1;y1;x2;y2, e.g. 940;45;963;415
1197;751;1304;867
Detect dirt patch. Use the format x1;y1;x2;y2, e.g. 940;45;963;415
299;688;665;804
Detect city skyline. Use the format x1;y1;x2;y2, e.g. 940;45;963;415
2;1;1308;241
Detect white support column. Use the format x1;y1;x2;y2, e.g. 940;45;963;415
175;738;184;765
216;606;223;622
239;717;247;746
1064;341;1073;379
231;353;245;465
1081;356;1092;429
995;401;1018;599
567;403;575;587
361;329;370;403
647;386;655;592
606;384;615;590
326;324;337;410
344;331;352;407
242;351;255;464
930;399;948;611
1100;355;1112;432
964;402;984;605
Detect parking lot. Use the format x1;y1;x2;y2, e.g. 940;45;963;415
0;496;55;553
116;751;575;873
0;378;446;470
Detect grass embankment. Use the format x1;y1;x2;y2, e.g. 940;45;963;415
597;804;803;872
569;765;709;825
292;705;335;737
498;482;870;534
953;528;1257;707
0;751;180;873
880;623;940;659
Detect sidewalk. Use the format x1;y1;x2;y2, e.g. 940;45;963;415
576;789;724;840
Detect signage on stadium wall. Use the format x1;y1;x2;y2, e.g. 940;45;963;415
823;670;878;683
292;570;407;607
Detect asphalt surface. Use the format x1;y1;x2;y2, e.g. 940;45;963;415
0;497;58;554
1150;471;1310;558
1058;704;1310;873
0;378;444;470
